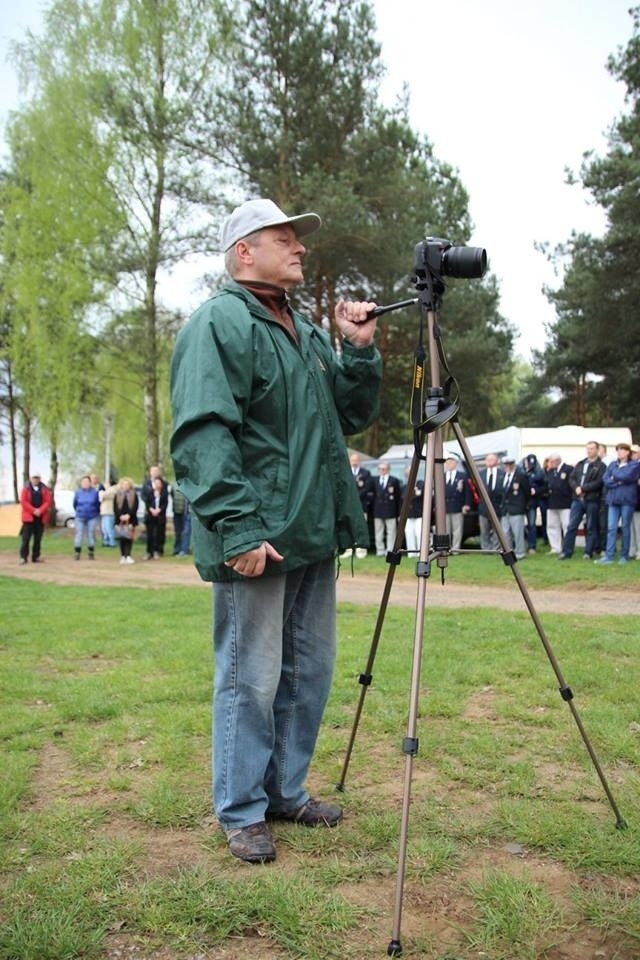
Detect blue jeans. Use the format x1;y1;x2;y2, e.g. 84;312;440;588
212;557;336;830
74;516;98;550
101;514;116;546
526;505;538;550
173;509;192;554
180;509;192;553
605;504;635;560
562;499;600;557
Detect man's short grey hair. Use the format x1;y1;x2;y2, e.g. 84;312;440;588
224;229;264;277
549;451;562;461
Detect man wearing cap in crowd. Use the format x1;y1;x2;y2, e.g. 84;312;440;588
19;472;52;565
170;198;382;864
522;453;548;554
443;452;472;551
499;456;530;560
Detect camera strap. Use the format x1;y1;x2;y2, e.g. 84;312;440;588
410;314;460;436
409;311;427;432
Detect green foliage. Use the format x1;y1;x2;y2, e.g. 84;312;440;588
538;7;640;433
1;93;121;441
2;0;232;473
214;0;515;449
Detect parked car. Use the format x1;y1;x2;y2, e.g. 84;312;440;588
54;489;76;528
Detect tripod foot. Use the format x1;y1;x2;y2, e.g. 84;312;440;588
616;818;628;830
387;940;402;956
335;782;345;793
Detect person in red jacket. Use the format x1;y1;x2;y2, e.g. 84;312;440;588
19;472;52;564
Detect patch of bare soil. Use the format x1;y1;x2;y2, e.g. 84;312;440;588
1;549;638;614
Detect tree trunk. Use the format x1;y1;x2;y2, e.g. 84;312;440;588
7;364;19;501
48;438;59;527
576;373;586;426
21;412;31;486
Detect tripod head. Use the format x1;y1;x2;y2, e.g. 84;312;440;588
367;236;487;319
413;237;487;311
362;237;488;439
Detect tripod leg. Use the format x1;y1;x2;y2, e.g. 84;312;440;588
452;421;627;829
388;432;442;955
336;444;425;793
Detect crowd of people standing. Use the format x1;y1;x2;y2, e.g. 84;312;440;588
346;440;640;565
17;464;192;565
16;442;640;568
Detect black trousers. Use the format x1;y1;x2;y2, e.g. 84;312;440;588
20;520;44;561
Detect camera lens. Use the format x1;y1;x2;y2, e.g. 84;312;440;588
442;245;487;279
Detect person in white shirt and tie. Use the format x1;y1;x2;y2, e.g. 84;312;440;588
443;453;473;551
477;452;504;550
373;462;401;556
345;453;373;558
499;456;530;559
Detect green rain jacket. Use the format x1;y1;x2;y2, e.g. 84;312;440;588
170;281;382;582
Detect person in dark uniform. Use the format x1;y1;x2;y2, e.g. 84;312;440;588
347;453;374;558
522;453;548;554
499;456;530;559
402;467;425;554
545;453;573;555
477;453;504;550
443;453;472;551
373;462;401;556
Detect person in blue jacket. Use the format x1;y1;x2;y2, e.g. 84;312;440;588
72;475;101;560
595;443;640;565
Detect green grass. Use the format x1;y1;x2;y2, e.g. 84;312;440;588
342;544;640;590
1;561;639;959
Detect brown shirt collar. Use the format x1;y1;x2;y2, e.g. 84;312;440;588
238;280;298;343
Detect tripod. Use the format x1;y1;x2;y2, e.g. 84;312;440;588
337;273;627;957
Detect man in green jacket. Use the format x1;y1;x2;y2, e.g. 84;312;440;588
170;198;382;863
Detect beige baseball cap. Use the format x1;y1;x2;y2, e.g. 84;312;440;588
220;198;321;251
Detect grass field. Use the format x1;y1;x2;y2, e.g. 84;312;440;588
1;540;639;959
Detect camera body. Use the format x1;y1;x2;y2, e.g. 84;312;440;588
414;237;486;281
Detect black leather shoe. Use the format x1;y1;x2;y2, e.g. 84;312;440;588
225;822;276;863
268;797;343;827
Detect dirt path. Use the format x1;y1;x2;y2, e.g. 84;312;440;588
2;549;637;615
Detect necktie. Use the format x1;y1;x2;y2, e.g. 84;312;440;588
489;470;494;491
505;473;511;489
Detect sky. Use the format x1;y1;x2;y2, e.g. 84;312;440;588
372;0;631;358
0;0;634;363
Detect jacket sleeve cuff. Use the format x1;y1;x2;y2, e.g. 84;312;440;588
218;516;268;561
341;339;378;359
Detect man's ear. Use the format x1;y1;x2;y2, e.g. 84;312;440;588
235;239;255;266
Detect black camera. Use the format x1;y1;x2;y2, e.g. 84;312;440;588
414;237;487;281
